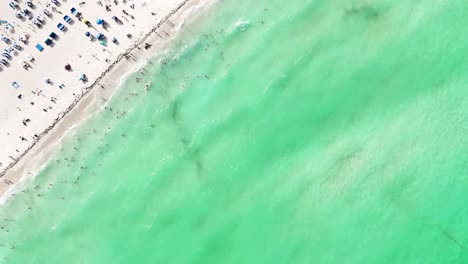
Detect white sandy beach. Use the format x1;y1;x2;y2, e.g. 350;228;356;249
0;0;215;198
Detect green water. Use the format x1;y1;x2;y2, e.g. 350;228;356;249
1;0;468;263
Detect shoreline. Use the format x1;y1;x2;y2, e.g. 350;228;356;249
0;0;217;201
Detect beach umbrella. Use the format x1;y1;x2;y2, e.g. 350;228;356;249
96;19;103;25
64;15;71;23
35;44;44;51
85;31;90;37
57;23;65;31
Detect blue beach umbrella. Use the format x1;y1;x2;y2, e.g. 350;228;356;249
96;19;103;25
85;31;90;37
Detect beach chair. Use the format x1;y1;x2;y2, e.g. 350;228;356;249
18;60;30;69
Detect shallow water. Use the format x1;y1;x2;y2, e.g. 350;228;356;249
1;0;468;263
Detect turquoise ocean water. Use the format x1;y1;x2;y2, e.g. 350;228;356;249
1;0;468;263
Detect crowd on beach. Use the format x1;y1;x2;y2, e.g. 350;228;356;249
0;0;192;183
